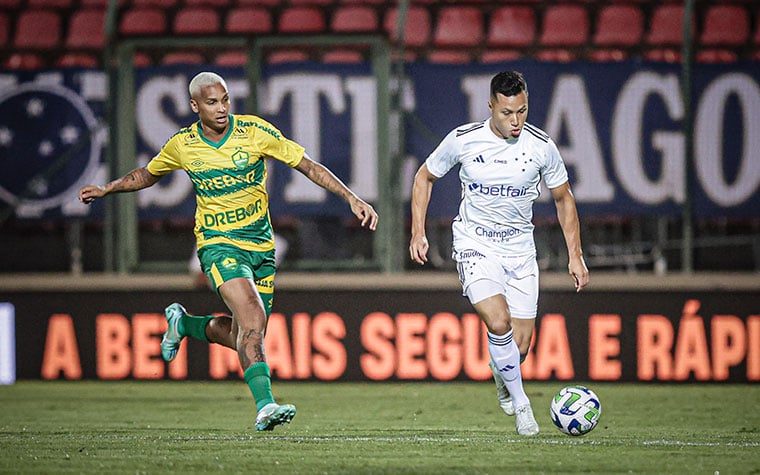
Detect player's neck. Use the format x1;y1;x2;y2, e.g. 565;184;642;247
200;122;230;142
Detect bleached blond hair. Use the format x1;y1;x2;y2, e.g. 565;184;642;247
188;72;228;99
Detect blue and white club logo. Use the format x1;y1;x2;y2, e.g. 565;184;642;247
0;82;104;217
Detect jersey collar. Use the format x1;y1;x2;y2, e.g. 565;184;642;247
196;114;234;149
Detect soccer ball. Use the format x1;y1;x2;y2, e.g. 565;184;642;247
549;385;602;436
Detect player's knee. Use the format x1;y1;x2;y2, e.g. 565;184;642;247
485;319;512;336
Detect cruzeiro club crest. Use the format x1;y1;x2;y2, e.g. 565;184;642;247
231;147;249;170
0;81;104;217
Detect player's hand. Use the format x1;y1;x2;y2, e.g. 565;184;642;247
409;235;429;265
349;197;378;231
78;185;106;204
568;256;589;292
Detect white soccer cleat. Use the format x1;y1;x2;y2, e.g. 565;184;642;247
255;402;296;431
489;361;515;416
515;403;540;436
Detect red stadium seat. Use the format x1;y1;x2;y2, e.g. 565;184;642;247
0;13;8;47
433;6;484;48
225;7;272;35
162;51;205;64
56;52;99;68
0;0;21;8
487;6;536;48
539;5;589;47
66;9;106;49
27;0;72;8
173;7;220;35
593;5;643;47
119;8;168;36
3;53;45;69
14;10;61;48
427;50;473;64
215;50;247;66
288;0;332;5
331;6;379;33
132;0;175;6
184;0;230;7
322;49;365;64
645;5;689;47
384;6;431;48
268;49;310;64
277;7;326;34
696;49;739;64
480;49;523;63
700;5;749;47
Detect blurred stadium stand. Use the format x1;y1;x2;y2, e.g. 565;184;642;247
0;0;758;274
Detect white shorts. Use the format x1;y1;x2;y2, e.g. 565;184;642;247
453;247;539;319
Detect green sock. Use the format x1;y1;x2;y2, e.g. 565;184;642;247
244;362;275;412
177;314;213;342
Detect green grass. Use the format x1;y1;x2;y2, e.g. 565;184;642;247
1;381;758;474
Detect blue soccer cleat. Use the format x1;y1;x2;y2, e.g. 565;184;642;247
161;303;186;362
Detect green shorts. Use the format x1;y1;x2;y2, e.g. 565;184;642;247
197;244;276;316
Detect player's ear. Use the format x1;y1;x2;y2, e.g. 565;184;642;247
190;99;199;113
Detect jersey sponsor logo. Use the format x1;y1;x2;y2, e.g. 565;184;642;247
202;200;263;228
457;249;486;260
196;168;260;191
467;183;528;198
238;119;281;140
475;225;522;241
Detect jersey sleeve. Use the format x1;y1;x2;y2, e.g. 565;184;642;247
255;118;305;168
424;128;461;178
541;138;569;189
146;133;183;176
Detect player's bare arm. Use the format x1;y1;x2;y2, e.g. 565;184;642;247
550;182;589;292
78;167;161;204
294;155;378;231
409;163;438;265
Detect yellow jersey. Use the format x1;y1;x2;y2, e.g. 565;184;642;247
146;114;305;252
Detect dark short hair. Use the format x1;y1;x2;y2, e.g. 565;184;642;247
490;71;528;99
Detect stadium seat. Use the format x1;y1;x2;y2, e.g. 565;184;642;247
132;0;175;6
480;49;522;63
56;52;99;68
162;51;205;64
645;5;688;47
535;49;577;62
696;49;738;64
427;50;473;64
277;7;326;34
119;8;168;36
215;50;247;66
27;0;72;8
593;5;643;47
288;0;332;5
184;0;230;7
268;49;309;64
539;5;589;47
322;49;365;64
384;6;431;48
235;0;279;6
66;8;106;49
433;6;484;48
13;10;61;49
0;13;8;47
3;53;45;70
0;0;20;8
486;6;536;48
225;7;272;35
331;5;379;33
699;5;749;47
173;7;220;34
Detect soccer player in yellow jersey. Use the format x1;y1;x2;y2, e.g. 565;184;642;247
79;71;378;431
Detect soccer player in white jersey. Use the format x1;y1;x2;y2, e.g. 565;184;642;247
409;71;589;436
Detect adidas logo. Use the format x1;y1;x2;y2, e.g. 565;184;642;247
473;154;485;163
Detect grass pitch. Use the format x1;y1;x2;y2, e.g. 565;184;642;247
1;381;758;474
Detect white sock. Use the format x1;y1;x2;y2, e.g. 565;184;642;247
488;329;530;408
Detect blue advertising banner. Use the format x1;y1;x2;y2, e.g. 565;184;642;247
0;61;758;222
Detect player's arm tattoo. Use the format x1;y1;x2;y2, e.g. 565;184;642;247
106;167;161;194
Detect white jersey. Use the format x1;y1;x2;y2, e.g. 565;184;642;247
425;118;569;256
